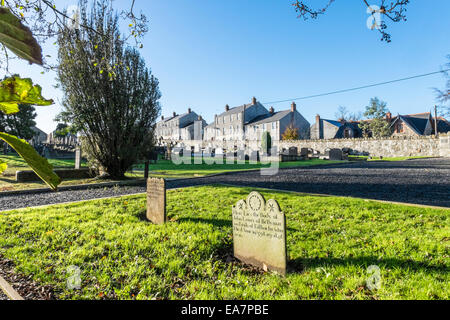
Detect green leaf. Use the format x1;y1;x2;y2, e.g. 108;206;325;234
0;7;43;65
0;76;53;114
0;159;6;175
0;132;61;191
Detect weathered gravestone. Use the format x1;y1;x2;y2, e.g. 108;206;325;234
147;177;167;225
288;147;298;156
232;191;287;275
329;148;343;160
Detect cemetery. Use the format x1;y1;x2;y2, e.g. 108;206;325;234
0;0;449;304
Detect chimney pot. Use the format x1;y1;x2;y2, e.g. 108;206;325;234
291;102;297;112
252;97;257;105
386;112;392;122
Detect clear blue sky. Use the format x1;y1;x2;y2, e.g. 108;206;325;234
5;0;450;133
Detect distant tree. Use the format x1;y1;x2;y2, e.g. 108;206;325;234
335;106;362;121
57;0;161;179
0;104;37;139
335;106;349;121
54;123;78;138
281;125;300;140
435;55;450;117
359;97;391;138
292;0;410;42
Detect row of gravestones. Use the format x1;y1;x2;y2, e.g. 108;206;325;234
283;147;346;161
147;178;287;275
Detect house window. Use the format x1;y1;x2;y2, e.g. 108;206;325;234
344;128;352;138
272;122;276;130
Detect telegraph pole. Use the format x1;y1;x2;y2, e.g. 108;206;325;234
434;106;439;138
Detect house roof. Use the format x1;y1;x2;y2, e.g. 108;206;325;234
391;112;432;135
435;117;450;134
334;121;363;138
217;101;265;118
322;119;343;127
247;110;292;126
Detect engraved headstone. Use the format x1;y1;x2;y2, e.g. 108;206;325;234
232;191;287;275
147;178;167;225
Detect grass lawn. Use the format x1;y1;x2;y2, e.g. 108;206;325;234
0;185;448;300
128;158;345;179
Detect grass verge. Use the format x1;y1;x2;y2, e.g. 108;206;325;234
0;185;448;300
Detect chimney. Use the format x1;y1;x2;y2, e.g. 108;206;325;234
188;108;192;114
316;114;320;124
173;112;176;117
252;97;257;105
225;104;230;112
161;116;164;121
386;112;392;122
291;102;297;112
269;106;274;114
198;115;203;121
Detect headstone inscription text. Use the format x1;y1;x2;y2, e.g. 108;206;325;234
232;191;287;275
147;177;167;225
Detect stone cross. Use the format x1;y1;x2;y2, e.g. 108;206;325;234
232;191;287;275
147;177;167;225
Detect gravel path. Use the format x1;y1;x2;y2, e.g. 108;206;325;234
167;158;450;208
0;158;449;211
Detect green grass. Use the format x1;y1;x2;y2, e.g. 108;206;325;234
128;158;345;179
0;154;96;191
0;154;86;171
0;185;448;300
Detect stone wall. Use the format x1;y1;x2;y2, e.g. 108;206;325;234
280;134;448;158
440;134;450;157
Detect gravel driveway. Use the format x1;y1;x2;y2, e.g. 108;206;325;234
0;158;449;211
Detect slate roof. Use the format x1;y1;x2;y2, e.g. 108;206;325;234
217;101;264;118
390;112;432;135
435;117;450;134
247;110;291;125
334;121;363;138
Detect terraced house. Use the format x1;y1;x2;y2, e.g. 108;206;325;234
204;97;310;147
155;108;207;141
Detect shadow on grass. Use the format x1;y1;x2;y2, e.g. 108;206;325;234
289;256;447;274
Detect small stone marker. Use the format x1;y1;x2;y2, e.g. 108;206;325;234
75;147;81;170
232;191;287;275
147;177;167;225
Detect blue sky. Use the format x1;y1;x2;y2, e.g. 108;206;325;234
5;0;450;133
